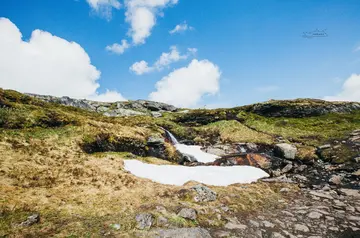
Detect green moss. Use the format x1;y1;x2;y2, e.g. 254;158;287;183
239;111;360;146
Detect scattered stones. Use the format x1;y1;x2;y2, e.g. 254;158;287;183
191;184;217;202
178;208;197;220
19;214;40;226
309;191;333;200
294;224;310;232
136;213;154;230
249;220;260;228
274;143;297;160
307;211;323;219
149;228;212;238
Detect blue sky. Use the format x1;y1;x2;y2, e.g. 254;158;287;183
1;0;360;107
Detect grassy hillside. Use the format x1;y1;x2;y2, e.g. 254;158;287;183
0;88;359;236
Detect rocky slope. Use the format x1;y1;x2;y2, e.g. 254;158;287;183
0;88;360;237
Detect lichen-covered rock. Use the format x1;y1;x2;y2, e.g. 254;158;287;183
20;214;40;226
191;184;217;202
136;213;154;230
178;208;197;220
274;143;297;160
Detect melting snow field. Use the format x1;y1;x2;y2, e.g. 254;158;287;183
174;144;219;163
124;160;270;186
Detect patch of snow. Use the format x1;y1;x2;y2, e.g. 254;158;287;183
175;144;219;163
124;160;270;186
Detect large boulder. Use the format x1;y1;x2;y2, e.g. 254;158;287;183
274;143;297;160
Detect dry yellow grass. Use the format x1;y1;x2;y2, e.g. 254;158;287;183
0;124;295;237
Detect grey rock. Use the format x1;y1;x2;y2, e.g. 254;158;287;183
151;111;162;118
281;164;293;173
27;94;178;117
136;213;154;230
149;228;212;238
20;214;40;226
318;144;331;150
309;191;333;200
249;220;260;227
262;220;275;228
307;211;323;219
274;143;297;160
147;136;165;145
339;189;360;198
178;208;197;220
295;164;307;172
280;187;290;193
294;224;310;232
354;157;360;163
224;221;247;230
329;175;343;185
271;232;285;238
191;184;217;202
157;216;168;226
246;143;258;151
348;216;360;221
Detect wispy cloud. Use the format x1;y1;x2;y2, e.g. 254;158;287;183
105;39;130;55
130;46;197;75
169;21;194;34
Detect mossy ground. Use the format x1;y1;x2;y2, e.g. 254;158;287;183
0;89;359;236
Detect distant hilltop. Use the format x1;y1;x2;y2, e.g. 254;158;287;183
25;92;360;118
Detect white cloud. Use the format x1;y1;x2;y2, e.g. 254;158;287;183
0;17;126;102
154;46;188;69
89;89;126;102
106;39;130;54
86;0;121;20
125;0;178;45
256;85;279;93
324;74;360;102
169;21;194;34
129;60;154;75
130;46;196;75
149;59;221;108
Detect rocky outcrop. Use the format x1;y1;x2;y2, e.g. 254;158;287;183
26;93;177;117
242;98;360;118
212;153;272;170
